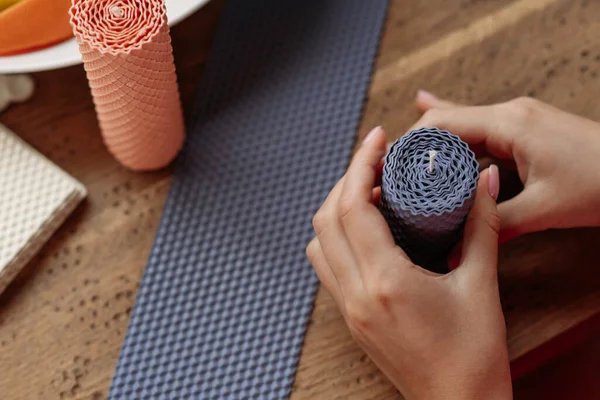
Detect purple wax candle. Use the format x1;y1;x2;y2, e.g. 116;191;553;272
378;127;479;273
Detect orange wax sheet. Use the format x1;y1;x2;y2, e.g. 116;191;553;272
0;0;73;56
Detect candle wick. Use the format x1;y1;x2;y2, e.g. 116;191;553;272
110;5;123;17
428;150;437;173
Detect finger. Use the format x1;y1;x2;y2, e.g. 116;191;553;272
457;166;500;281
339;126;411;268
346;126;387;203
306;237;345;309
498;184;549;242
415;90;463;112
478;156;517;172
408;105;515;161
313;176;361;288
450;180;544;264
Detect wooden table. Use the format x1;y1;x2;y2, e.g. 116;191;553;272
3;0;600;398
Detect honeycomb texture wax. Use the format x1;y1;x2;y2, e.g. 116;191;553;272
379;127;479;273
0;124;86;294
106;0;389;398
69;0;184;171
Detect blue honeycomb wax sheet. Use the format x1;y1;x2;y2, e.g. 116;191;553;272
107;0;389;399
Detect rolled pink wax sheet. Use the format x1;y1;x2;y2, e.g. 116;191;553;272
70;0;184;171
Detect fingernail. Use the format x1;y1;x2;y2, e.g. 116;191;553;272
363;126;382;144
488;164;500;201
417;89;438;103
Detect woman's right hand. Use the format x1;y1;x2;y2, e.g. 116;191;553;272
413;91;600;242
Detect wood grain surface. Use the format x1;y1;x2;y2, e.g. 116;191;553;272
2;0;600;399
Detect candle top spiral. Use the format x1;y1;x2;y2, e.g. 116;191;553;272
381;127;479;217
70;0;167;54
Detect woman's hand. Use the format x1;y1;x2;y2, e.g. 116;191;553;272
306;127;512;400
415;91;600;242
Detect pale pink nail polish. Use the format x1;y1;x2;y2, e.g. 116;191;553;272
363;126;381;144
488;164;500;200
417;89;438;103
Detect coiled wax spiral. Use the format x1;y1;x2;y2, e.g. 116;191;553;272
379;127;479;273
70;0;185;171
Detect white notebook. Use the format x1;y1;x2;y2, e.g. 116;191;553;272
0;124;86;294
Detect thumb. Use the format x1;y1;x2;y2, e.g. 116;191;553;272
415;90;463;112
498;184;548;243
457;165;501;280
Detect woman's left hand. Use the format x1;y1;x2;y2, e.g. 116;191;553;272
306;126;512;400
